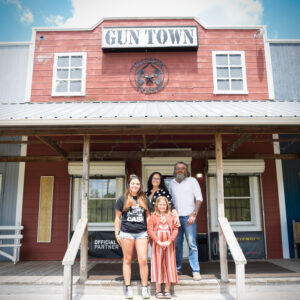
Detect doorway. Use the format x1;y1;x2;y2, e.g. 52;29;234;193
142;157;192;258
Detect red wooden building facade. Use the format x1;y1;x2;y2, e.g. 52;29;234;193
6;18;296;261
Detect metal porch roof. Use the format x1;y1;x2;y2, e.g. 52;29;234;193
0;100;300;127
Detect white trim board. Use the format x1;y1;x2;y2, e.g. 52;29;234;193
273;133;290;258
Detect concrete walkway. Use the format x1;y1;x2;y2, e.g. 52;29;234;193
0;283;300;300
0;259;300;299
1;259;300;285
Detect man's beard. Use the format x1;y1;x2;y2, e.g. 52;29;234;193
175;172;186;182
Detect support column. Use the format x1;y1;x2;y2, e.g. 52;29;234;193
215;133;228;281
80;135;90;283
273;133;290;258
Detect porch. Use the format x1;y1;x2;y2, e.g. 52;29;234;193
1;259;300;285
1;100;300;299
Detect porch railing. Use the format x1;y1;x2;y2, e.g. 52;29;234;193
62;218;88;300
218;217;247;300
0;225;23;264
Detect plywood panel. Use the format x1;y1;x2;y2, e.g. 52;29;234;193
37;176;54;243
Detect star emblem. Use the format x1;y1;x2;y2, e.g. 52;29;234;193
144;72;154;84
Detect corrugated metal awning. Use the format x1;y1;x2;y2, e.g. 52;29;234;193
0;100;300;126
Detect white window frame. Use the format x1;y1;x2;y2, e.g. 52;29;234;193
72;177;124;231
69;161;125;231
212;51;248;94
209;176;261;232
52;52;87;96
208;159;265;232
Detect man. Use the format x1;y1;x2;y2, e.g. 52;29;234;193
169;161;203;281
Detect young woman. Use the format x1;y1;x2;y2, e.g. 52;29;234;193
148;196;179;299
146;172;179;225
114;175;150;299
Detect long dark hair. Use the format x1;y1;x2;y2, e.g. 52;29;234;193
123;175;148;212
147;172;167;191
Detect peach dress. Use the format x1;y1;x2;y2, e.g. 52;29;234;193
151;215;178;284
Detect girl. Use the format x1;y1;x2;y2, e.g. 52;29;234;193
115;175;150;299
148;196;179;299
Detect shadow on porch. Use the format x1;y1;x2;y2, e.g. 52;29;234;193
0;259;300;285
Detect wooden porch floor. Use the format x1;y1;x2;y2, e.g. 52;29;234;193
0;259;300;285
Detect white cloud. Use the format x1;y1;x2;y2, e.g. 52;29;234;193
20;8;33;24
6;0;22;11
43;15;65;27
62;0;263;28
5;0;34;24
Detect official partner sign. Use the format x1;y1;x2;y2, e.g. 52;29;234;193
88;231;122;258
102;26;198;50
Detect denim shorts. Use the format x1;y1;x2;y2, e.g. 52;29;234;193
119;230;148;240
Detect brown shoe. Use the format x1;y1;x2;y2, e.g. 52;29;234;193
193;272;201;281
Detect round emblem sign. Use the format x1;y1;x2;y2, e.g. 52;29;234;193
129;58;169;94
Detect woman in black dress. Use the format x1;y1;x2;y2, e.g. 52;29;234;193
146;172;179;225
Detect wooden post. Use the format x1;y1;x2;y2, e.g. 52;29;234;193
236;263;245;300
80;135;90;283
63;265;72;300
215;133;228;281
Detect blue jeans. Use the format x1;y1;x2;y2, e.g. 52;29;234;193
175;216;200;273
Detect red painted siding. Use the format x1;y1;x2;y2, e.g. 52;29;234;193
31;19;268;102
21;161;70;260
262;159;283;258
235;135;283;258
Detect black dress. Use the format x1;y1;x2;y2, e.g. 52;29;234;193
146;188;175;212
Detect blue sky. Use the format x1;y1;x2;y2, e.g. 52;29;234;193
0;0;299;42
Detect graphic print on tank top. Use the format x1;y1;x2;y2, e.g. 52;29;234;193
126;204;145;223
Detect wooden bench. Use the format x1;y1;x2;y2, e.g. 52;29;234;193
0;225;24;264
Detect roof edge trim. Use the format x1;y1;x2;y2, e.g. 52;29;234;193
1;117;299;127
32;16;264;33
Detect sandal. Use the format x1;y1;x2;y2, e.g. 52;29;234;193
164;291;172;299
155;291;164;299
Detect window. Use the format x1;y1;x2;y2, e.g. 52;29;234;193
52;52;87;96
69;161;125;230
212;51;248;94
71;176;124;231
89;178;116;223
209;175;262;232
224;176;251;222
208;159;264;231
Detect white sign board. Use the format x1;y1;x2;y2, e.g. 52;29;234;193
102;26;198;49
